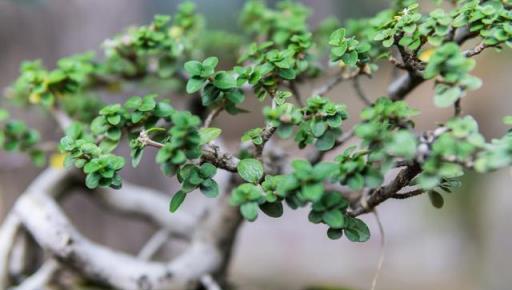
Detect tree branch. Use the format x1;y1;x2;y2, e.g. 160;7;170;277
313;74;344;96
0;168;77;289
349;163;422;217
92;183;199;240
137;230;170;261
0;214;21;289
463;41;497;57
13;179;241;290
390;188;424;199
201;144;240;173
51;108;73;131
388;25;478;101
203;106;224;128
352;76;372;105
11;259;59;290
289;81;304;107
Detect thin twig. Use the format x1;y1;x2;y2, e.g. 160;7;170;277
289;81;304;107
203;106;224;128
463;42;497;57
454;99;462;117
370;210;385;290
137;130;165;148
253;125;277;158
352;76;372;106
312;73;345;96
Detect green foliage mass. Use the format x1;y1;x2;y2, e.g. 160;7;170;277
3;0;512;244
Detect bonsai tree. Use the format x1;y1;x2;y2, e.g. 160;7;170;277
1;0;511;289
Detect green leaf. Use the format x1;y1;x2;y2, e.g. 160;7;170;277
328;28;346;46
417;174;441;190
139;96;157;112
315;130;336;151
322;210;345;229
186;77;205;94
213;72;237;90
184;60;202;76
237;158;264;183
124;96;142;109
154;102;174;118
84;160;102;174
259;202;283;218
200;179;219;198
199;127;222;144
201;57;219;77
347;174;365;190
327;228;343;240
503;116;512;125
30;150;45;167
85;173;101;189
428;191;444;209
341;50;358;66
301;183;324;202
345;218;370;242
240;202;259;221
170;191;187;212
311;120;327;137
225;90;245;104
130;147;144;168
107;115;121;126
278;68;296;80
199;163;217;178
0;109;9;121
434;86;462;108
382;38;394;48
387;130;417;159
312;162;338;180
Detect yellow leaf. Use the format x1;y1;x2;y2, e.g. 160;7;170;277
169;26;183;39
419;48;435;63
29;93;41;104
50;153;67;169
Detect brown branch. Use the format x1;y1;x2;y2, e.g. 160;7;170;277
253;125;277;158
454;98;462;117
349;163;422;217
390;188;424;199
312;73;344;96
201;143;240;173
463;42;497;57
137;130;240;173
388;26;478;101
203;106;224;128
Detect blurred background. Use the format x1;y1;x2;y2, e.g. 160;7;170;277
1;1;511;290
